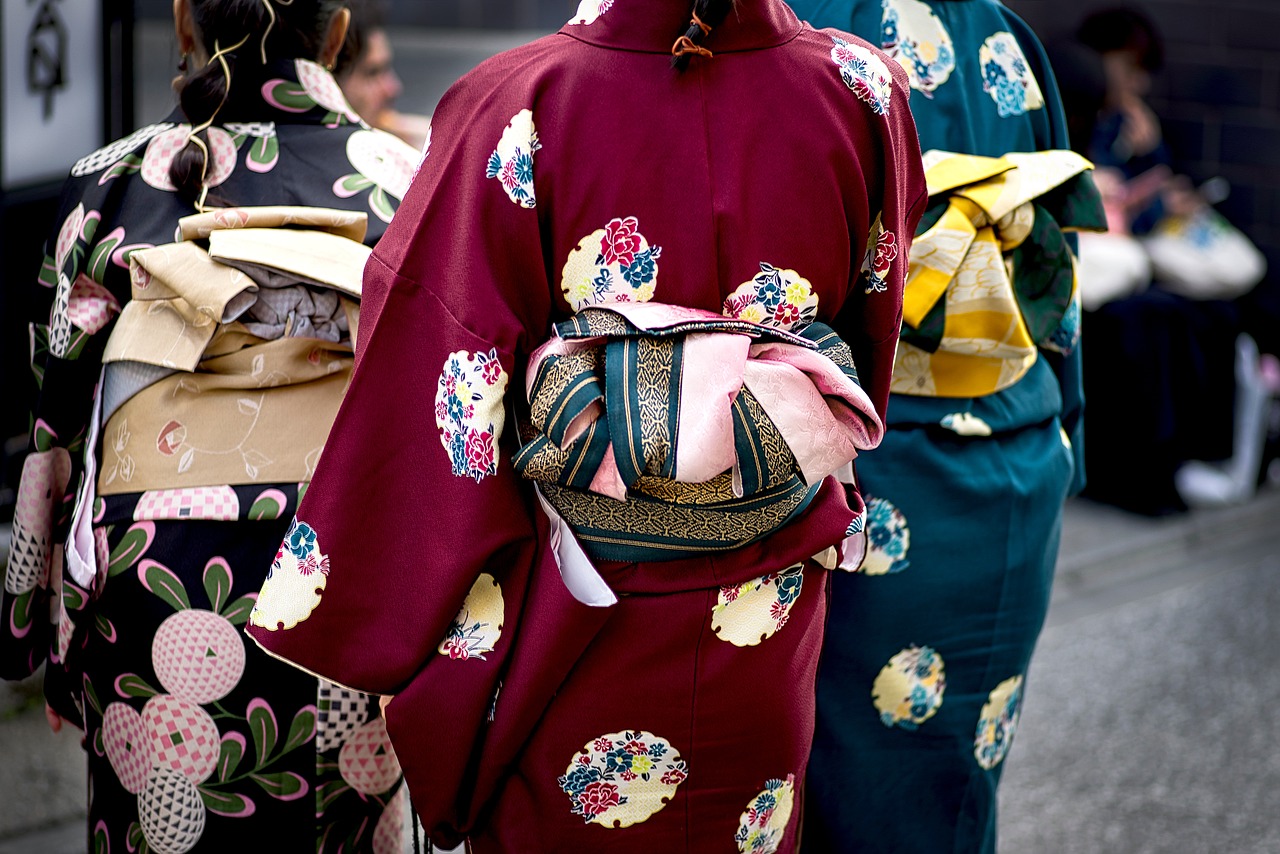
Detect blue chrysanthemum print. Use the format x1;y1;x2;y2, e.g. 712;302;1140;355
712;563;806;647
831;37;895;115
1045;297;1081;354
734;774;796;854
979;32;1044;117
861;495;910;575
974;674;1024;769
561;216;662;310
872;645;946;730
557;731;687;827
880;0;955;98
434;349;509;483
722;263;818;331
486;109;542;208
250;518;330;631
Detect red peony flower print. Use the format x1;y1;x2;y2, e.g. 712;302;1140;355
482;358;502;386
661;767;687;785
443;637;470;660
774;302;801;325
623;739;648;755
465;429;495;474
874;232;898;274
834;45;856;65
594;737;613;753
577;781;621;818
600;216;642;267
156;420;186;456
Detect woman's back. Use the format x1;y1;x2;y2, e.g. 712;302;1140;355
250;2;925;851
3;4;420;849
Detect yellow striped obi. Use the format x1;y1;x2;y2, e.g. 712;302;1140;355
894;150;1107;398
514;302;883;562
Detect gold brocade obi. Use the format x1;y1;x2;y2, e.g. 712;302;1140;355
98;206;369;495
894;150;1107;398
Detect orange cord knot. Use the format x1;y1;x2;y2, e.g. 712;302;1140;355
672;35;714;59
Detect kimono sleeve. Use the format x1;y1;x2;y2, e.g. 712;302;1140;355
2;178;123;700
842;61;928;420
246;71;555;696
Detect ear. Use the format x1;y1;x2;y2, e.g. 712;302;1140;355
173;0;198;57
319;7;351;69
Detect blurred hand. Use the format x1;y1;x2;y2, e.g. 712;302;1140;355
1161;174;1206;218
1117;95;1162;158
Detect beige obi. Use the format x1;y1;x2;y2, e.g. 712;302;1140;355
98;206;370;494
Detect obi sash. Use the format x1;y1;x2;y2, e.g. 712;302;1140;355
513;302;883;562
894;150;1107;398
97;206;369;495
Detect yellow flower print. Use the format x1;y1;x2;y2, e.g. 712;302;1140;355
785;280;811;306
738;304;766;324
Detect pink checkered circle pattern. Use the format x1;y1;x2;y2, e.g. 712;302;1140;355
143;694;220;784
152;610;246;704
135;487;241;523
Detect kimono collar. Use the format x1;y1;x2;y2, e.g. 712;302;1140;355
561;0;804;56
197;58;364;126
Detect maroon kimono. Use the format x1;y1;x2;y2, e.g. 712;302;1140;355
248;1;925;851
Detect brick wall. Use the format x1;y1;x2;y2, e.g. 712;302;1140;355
1009;0;1280;303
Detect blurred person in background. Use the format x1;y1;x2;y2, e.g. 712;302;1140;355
246;0;927;850
1074;6;1272;513
0;0;418;850
335;0;431;150
784;1;1105;851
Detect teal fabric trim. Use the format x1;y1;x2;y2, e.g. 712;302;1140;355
732;394;768;497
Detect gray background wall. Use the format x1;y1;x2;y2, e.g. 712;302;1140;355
1009;0;1280;322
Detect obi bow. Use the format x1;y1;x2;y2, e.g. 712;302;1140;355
894;150;1107;398
514;302;883;562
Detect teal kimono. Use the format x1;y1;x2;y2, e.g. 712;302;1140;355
784;1;1090;851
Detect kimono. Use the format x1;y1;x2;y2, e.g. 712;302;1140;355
246;1;926;851
1;59;419;853
783;1;1102;851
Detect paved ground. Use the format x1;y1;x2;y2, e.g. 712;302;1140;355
1000;489;1280;853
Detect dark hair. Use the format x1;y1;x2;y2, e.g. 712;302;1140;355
1076;6;1164;72
170;0;345;206
672;0;738;72
334;0;387;79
